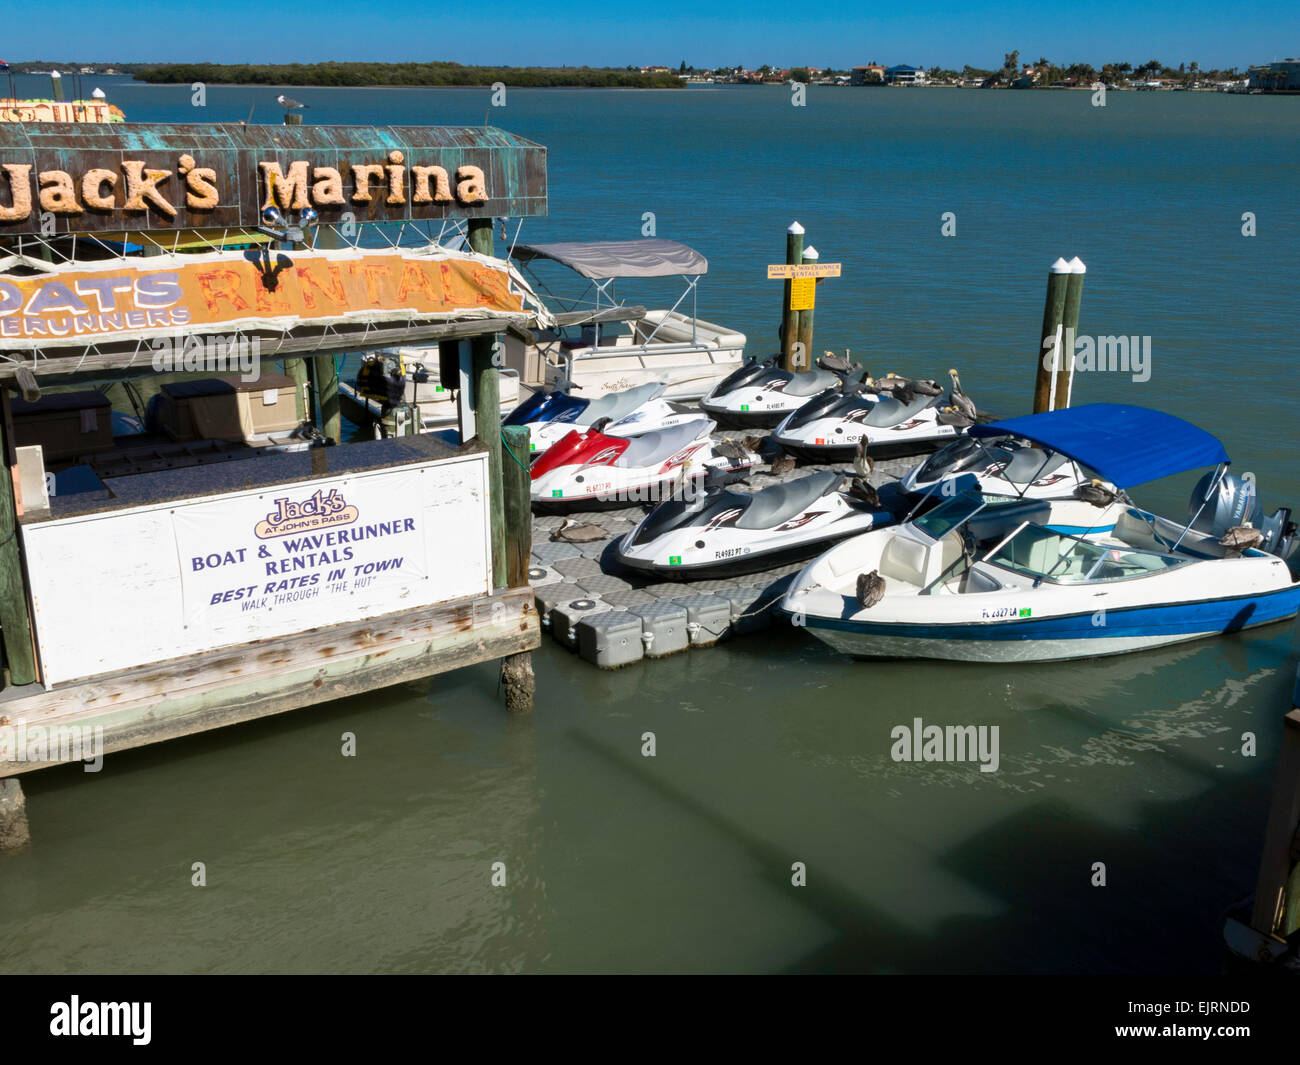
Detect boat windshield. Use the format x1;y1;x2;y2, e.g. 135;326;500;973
911;490;988;540
986;526;1187;584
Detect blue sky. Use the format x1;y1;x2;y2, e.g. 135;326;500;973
8;0;1298;70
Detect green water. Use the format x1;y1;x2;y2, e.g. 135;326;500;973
2;81;1298;973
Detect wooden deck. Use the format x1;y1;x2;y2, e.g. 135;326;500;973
0;585;537;775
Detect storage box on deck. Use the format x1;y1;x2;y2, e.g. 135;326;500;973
159;374;298;443
11;391;114;463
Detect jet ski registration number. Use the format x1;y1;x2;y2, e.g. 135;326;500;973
714;547;751;559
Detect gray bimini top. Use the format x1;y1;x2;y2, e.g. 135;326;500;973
511;239;708;280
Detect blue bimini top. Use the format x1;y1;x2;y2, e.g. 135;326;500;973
970;404;1230;488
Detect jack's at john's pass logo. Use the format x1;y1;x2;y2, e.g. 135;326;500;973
255;488;359;539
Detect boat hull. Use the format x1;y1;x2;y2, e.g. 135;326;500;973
787;585;1300;663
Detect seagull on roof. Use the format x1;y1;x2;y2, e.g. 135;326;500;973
277;94;308;109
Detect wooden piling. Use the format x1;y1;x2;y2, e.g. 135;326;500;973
314;354;341;443
0;778;30;852
0;392;36;688
467;217;506;587
780;221;804;372
1052;258;1087;411
1032;258;1071;414
501;425;532;588
1250;692;1300;938
285;357;310;423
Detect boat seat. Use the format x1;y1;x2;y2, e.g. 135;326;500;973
581;383;664;425
879;533;930;586
735;470;841;530
614;420;711;467
1001;447;1067;484
864;392;939;428
783;369;842;397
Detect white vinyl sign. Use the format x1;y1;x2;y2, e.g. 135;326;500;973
22;452;491;686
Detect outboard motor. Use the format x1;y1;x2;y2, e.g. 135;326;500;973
1187;471;1261;536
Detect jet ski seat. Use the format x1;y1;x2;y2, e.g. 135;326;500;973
582;383;664;425
1001;447;1068;484
864;392;939;428
735;470;842;530
614;420;711;467
783;369;842;397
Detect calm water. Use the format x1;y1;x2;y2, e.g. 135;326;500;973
2;80;1299;973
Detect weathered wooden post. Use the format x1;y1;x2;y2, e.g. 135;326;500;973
314;354;341;443
796;244;819;363
0;393;36;688
1052;257;1086;411
499;423;535;712
780;221;804;371
1249;673;1300;940
0;778;30;852
1032;258;1071;414
285;357;310;423
468;218;507;587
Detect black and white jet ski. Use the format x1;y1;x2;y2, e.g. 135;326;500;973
700;353;865;428
529;418;759;509
504;380;697;460
615;470;899;578
900;432;1116;501
771;369;976;461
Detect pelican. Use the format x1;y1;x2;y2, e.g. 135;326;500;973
853;437;874;478
551;519;608;543
856;570;887;608
1220;525;1265;556
847;477;880;509
277;94;308;109
1075;479;1118;507
769;455;797;476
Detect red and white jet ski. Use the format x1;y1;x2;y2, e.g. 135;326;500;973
529;418;758;509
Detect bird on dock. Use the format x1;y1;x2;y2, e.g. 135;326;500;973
742;435;765;454
937;368;977;427
551;519;608;543
769;455;797;476
856;570;887;608
277;94;308;110
1219;524;1265;556
852;437;873;478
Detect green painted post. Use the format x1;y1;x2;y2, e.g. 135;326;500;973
314;355;341;443
501;425;532;589
780;221;804;372
468;217;506;588
1032;258;1071;414
1054;258;1087;411
797;244;819;367
0;395;37;687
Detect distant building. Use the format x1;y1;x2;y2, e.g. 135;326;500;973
1248;59;1300;90
884;65;925;85
850;64;886;85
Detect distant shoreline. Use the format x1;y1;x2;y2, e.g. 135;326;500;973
130;62;685;90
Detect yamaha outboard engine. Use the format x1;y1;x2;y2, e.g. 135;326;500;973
1188;470;1296;560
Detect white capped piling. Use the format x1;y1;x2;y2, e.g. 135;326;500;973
1033;258;1071;414
780;221;804;371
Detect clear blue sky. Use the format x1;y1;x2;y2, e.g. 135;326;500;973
8;0;1298;70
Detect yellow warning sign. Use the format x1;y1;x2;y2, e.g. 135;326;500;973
790;277;816;310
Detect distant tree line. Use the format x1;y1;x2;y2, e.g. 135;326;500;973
133;62;684;89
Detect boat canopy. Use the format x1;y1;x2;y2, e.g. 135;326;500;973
512;239;707;279
969;404;1230;488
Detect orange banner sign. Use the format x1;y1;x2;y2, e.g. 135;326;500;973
0;247;536;347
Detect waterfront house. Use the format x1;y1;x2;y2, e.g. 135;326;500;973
884;65;925;85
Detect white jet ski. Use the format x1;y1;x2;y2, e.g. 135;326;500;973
771;369;975;462
616;470;899;579
900;432;1116;501
529;417;758;509
504;381;698;460
700;353;865;428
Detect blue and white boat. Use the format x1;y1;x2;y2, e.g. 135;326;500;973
781;404;1300;663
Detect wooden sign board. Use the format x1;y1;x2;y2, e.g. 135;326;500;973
766;262;842;279
0;122;548;236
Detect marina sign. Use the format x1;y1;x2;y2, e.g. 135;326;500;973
0;122;547;234
765;262;842;279
0;245;543;350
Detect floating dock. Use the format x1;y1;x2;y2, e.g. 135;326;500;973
528;429;915;668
